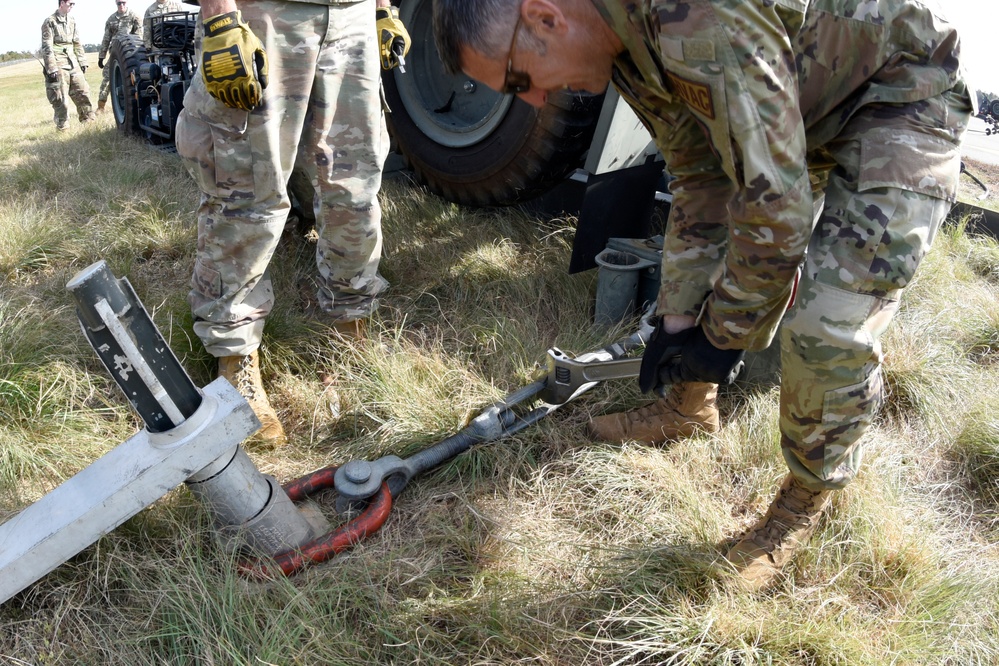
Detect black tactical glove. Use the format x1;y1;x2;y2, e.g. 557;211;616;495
639;320;745;395
45;70;59;83
638;319;691;396
98;57;104;69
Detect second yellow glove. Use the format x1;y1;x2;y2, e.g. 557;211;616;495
376;6;411;71
201;11;269;111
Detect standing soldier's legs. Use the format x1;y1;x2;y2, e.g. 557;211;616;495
67;69;95;122
307;0;389;327
727;87;972;590
178;1;316;357
175;0;321;447
46;71;69;130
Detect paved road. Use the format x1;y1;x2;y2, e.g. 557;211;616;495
962;116;999;165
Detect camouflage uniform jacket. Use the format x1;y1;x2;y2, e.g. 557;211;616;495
144;0;184;22
41;11;87;73
143;0;184;46
99;9;143;60
590;0;965;351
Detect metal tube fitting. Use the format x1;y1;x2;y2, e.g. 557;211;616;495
186;447;328;555
67;260;202;432
215;476;327;556
594;248;656;327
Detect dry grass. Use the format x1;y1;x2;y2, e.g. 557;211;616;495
2;60;999;665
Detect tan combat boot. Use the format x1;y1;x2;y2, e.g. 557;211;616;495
330;317;366;340
218;351;287;449
726;474;833;592
587;382;720;445
97;99;106;112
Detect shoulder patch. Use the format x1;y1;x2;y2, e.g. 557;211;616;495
666;72;715;119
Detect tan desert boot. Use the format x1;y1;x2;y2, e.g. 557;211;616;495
218;351;287;449
97;99;106;112
587;382;720;445
726;474;833;592
330;317;366;340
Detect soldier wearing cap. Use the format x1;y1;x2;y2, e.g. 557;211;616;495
97;0;143;112
41;0;95;131
433;0;973;590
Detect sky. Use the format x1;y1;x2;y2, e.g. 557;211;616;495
0;0;997;95
0;0;198;52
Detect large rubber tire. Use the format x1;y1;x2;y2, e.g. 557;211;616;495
382;0;603;207
991;98;999;119
108;34;149;138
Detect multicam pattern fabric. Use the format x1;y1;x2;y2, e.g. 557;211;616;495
99;8;143;59
592;0;972;489
98;9;143;103
143;0;184;48
176;0;388;357
143;0;184;20
41;11;93;128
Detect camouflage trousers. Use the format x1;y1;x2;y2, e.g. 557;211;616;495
779;86;972;491
46;67;93;129
176;0;389;357
98;63;112;103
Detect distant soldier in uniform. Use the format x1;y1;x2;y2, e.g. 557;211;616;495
433;0;973;590
143;0;184;49
97;0;143;112
41;0;95;131
176;0;410;447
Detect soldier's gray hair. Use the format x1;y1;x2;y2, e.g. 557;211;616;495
433;0;521;75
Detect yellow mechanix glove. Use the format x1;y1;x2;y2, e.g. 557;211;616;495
376;6;411;71
200;11;268;111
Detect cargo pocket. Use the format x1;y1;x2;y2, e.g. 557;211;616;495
819;365;883;482
190;256;223;310
858;129;960;202
853;129;959;295
175;78;253;200
45;78;64;105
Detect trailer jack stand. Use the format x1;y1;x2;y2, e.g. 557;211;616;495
0;261;330;604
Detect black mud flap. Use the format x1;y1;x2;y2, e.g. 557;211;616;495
568;160;665;274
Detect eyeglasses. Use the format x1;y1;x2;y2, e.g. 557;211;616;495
499;13;531;95
116;1;126;4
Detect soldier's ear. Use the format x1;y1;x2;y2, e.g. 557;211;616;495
522;0;565;34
